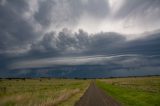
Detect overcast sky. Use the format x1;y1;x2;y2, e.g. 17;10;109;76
0;0;160;77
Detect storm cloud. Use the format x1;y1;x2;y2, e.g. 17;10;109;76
5;29;160;76
0;0;160;77
27;29;160;57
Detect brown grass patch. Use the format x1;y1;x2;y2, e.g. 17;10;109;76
40;89;80;106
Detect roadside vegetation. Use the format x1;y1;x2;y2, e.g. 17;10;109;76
0;78;90;106
96;76;160;106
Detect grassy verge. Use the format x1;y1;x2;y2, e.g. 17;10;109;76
0;79;90;106
96;77;160;106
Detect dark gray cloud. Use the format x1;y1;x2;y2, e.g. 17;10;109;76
6;54;160;78
27;29;126;58
0;0;160;77
0;0;110;55
0;0;41;55
120;31;160;55
0;0;160;56
26;29;160;57
9;54;160;69
1;29;160;77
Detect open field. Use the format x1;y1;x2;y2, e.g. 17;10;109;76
1;77;159;106
0;79;90;106
96;76;160;106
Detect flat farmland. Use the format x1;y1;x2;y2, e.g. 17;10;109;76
1;77;159;106
0;79;90;106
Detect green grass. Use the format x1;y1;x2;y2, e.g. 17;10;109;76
0;79;90;106
96;77;160;106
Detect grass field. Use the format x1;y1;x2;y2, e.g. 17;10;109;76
0;78;90;106
96;76;160;106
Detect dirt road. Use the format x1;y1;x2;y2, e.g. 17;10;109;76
75;81;121;106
